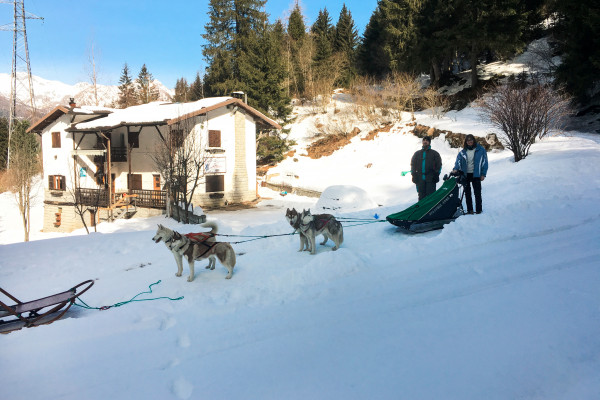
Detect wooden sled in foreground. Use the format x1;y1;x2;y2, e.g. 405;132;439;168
0;280;94;334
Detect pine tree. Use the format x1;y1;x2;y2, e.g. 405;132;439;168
202;0;268;97
553;0;600;102
241;20;292;120
358;6;390;77
333;4;359;87
189;72;204;101
311;9;334;68
412;0;461;85
136;64;159;104
454;0;525;87
117;63;137;108
334;5;358;55
379;0;423;72
0;116;8;170
174;78;190;103
287;2;307;96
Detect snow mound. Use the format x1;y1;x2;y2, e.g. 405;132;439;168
315;185;379;213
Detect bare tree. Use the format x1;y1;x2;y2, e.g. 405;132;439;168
388;72;421;121
68;159;104;234
85;40;101;106
0;120;41;241
297;37;315;104
478;83;572;162
350;76;385;124
152;118;206;223
421;86;449;119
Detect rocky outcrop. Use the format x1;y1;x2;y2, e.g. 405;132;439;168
413;124;504;151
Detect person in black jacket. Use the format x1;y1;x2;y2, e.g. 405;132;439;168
410;136;442;200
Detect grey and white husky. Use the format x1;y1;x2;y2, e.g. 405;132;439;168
152;222;235;281
294;208;344;255
286;208;311;252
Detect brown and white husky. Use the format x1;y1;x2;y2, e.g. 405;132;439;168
152;222;235;281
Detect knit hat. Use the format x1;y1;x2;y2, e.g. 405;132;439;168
422;136;431;144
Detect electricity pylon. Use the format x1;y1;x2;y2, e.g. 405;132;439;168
0;0;43;167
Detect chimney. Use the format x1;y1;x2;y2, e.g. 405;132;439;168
69;97;76;108
231;91;247;104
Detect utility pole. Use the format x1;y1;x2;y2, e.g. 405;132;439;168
0;0;43;168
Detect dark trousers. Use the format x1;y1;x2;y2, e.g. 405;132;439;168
416;181;437;201
464;173;482;213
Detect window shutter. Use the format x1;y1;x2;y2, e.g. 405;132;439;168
128;174;143;190
208;130;221;147
48;175;53;190
205;175;224;192
59;176;65;190
52;132;61;148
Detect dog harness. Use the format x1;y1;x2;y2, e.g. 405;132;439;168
312;215;333;231
184;232;217;258
185;232;215;243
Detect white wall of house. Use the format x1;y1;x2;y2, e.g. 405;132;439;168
245;112;258;194
41;115;77;186
39;100;262;232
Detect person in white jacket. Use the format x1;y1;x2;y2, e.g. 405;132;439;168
452;134;488;214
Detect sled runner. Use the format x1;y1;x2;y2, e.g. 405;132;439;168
0;280;94;333
386;174;464;233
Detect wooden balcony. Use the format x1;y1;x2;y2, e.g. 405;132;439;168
75;188;166;209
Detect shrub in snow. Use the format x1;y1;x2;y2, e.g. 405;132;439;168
478;83;572;162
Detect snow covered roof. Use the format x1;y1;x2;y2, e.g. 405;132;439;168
27;105;111;134
71;97;281;131
72;105;114;115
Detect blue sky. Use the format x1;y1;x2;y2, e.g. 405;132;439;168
0;0;377;89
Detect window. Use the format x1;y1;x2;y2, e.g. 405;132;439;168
48;175;66;191
127;174;143;190
52;132;61;148
208;130;221;147
128;131;140;148
205;175;224;192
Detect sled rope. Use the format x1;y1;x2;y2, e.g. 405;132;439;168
214;231;297;244
341;220;387;228
212;217;384;244
74;280;183;311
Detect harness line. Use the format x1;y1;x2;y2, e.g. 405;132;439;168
74;280;183;311
209;218;384;244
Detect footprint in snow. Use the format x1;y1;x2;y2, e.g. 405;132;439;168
159;316;177;331
178;332;191;348
172;377;194;399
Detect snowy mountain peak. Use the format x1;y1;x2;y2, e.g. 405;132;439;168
0;72;174;117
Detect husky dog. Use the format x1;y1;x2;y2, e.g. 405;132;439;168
152;222;235;281
298;209;344;255
285;208;311;252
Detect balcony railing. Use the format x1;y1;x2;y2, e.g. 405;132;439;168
75;188;166;209
110;147;127;162
131;189;166;209
75;188;110;207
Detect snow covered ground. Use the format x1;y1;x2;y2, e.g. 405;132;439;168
1;95;599;399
